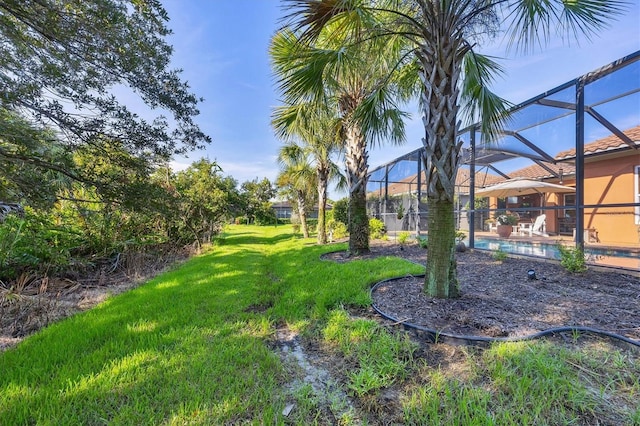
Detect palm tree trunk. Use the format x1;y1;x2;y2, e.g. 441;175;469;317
316;166;329;244
426;198;458;297
297;191;310;238
345;123;369;254
419;38;463;298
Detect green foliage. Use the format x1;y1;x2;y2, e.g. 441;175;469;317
403;340;639;424
323;309;417;396
327;219;348;240
1;226;637;424
397;231;411;245
369;218;386;240
332;198;349;227
169;159;239;244
493;249;508;262
0;110;76;208
0;209;81;279
455;231;466;242
396;203;404;220
416;235;428;249
0;0;209;161
497;214;519;225
279;0;624;295
557;244;587;273
240;178;277;225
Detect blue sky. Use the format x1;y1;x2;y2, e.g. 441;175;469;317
160;0;640;195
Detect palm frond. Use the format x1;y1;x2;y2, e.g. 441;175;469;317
282;0;371;42
503;0;627;53
354;82;409;147
460;50;513;144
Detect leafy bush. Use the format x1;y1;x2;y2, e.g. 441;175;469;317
0;210;80;279
253;202;276;225
327;219;348;240
332;198;349;226
492;249;508;261
416;235;428;248
497;214;519;225
397;231;411;245
369;218;386;240
557;244;587;273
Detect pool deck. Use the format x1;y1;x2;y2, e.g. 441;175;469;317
389;230;640;274
471;231;640;274
472;231;639;252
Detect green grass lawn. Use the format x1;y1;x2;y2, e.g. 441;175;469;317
1;225;638;425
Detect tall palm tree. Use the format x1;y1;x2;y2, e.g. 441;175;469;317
270;27;412;254
282;0;625;298
272;102;345;244
277;144;318;238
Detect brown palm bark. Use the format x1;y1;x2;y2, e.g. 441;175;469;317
316;165;329;244
344;122;370;254
419;35;463;298
296;190;310;238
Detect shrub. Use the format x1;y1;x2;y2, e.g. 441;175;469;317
332;198;349;225
416;235;428;248
492;249;508;261
497;214;519;225
0;211;80;279
557;244;587;273
397;231;411;245
327;219;348;240
369;218;386;240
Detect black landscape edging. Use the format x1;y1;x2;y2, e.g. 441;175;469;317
371;275;640;349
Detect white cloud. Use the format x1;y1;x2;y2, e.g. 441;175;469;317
217;158;279;183
169;160;191;172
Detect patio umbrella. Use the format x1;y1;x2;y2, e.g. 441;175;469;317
475;178;575;198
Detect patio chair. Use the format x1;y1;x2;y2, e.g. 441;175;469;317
519;214;548;237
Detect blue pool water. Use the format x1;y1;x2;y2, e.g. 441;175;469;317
469;238;640;272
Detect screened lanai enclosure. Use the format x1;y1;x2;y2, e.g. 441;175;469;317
366;51;640;272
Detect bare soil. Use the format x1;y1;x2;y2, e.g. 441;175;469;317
323;240;640;342
0;247;193;351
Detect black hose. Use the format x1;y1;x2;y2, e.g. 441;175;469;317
371;276;640;349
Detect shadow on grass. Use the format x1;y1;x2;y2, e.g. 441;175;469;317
0;226;423;424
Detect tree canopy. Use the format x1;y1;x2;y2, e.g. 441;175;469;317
0;0;210;176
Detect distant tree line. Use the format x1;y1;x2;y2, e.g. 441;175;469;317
0;1;278;281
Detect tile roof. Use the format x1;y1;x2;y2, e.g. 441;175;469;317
555;125;640;159
508;163;575;180
371;169;502;196
500;126;639;181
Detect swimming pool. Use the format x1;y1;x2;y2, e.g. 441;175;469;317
469;238;640;272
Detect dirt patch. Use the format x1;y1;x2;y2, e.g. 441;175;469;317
323;241;640;342
0;248;193;351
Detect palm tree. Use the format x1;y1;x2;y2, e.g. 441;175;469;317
277;144;318;238
282;0;625;298
272;103;345;244
270;28;411;254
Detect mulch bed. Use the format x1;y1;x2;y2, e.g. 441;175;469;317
322;241;640;342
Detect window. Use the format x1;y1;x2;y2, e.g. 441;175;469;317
563;193;576;219
635;165;640;224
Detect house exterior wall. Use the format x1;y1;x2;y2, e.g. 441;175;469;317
582;154;640;245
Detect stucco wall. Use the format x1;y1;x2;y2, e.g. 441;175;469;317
582;154;640;245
